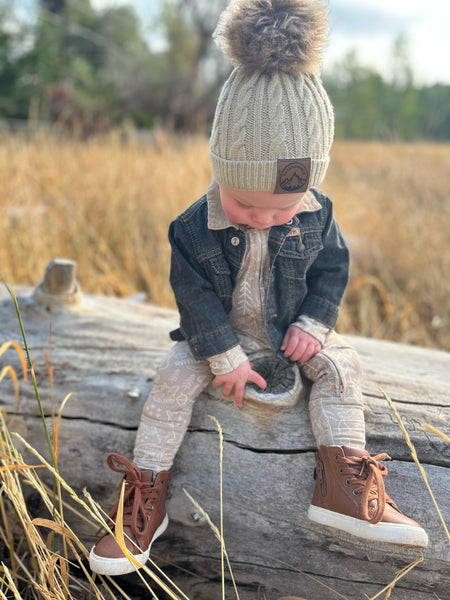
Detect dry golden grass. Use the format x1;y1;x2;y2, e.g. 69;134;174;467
0;134;448;349
0;376;444;600
0;334;192;600
0;331;448;599
321;141;450;350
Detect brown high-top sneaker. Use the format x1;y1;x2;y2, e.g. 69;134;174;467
89;453;171;575
307;445;428;547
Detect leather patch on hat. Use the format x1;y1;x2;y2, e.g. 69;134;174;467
274;158;311;194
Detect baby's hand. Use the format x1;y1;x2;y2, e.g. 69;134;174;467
211;360;267;406
281;326;321;363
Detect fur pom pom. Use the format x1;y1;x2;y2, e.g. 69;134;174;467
214;0;328;75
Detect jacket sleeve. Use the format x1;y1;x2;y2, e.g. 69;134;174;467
299;197;349;327
169;219;240;359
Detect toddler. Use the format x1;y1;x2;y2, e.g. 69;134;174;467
89;0;428;576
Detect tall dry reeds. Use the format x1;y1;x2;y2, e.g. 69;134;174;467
321;141;450;349
0;303;448;599
0;292;195;600
0;134;448;349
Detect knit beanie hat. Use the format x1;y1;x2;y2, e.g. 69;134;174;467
209;0;334;194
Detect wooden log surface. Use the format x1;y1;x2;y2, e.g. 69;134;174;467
0;284;449;600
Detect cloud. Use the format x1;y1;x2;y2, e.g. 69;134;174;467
91;0;158;19
329;1;419;37
65;0;450;85
324;0;450;84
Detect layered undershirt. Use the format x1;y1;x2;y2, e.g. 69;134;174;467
204;181;330;376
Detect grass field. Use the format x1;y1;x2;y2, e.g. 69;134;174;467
0;133;448;350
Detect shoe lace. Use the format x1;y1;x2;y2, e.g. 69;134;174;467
338;452;391;524
106;453;160;539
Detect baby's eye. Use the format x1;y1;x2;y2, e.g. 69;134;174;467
236;201;250;209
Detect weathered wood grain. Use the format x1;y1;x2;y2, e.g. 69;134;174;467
0;285;449;600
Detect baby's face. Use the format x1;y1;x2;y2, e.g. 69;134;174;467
219;186;306;230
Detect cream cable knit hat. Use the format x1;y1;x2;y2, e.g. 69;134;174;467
209;0;334;194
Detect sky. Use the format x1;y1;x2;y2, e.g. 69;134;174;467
91;0;450;85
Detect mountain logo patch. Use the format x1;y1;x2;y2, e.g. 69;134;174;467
274;158;311;194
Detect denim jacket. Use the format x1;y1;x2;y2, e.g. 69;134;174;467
169;187;349;362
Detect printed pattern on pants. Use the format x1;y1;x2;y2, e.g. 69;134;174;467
133;343;213;472
133;332;365;472
134;225;364;472
302;331;365;449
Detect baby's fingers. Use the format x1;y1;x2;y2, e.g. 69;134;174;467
248;369;267;390
221;382;234;398
233;383;246;406
281;329;300;357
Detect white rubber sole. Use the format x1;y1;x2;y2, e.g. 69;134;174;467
89;514;169;576
308;505;428;548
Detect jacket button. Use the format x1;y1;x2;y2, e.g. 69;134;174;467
230;236;240;246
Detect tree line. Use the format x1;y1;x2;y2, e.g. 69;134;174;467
1;0;449;140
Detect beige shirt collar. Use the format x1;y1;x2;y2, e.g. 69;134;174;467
206;180;322;231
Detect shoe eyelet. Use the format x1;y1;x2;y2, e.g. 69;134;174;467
334;454;340;462
338;467;344;474
352;489;360;496
345;479;351;486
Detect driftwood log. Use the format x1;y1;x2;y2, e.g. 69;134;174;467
0;260;449;600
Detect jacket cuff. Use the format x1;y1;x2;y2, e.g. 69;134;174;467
291;315;330;345
299;294;339;328
206;345;248;375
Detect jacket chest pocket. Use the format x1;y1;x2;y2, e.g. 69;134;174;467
202;255;233;298
276;232;323;280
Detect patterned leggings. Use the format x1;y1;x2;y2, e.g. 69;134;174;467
133;331;365;472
